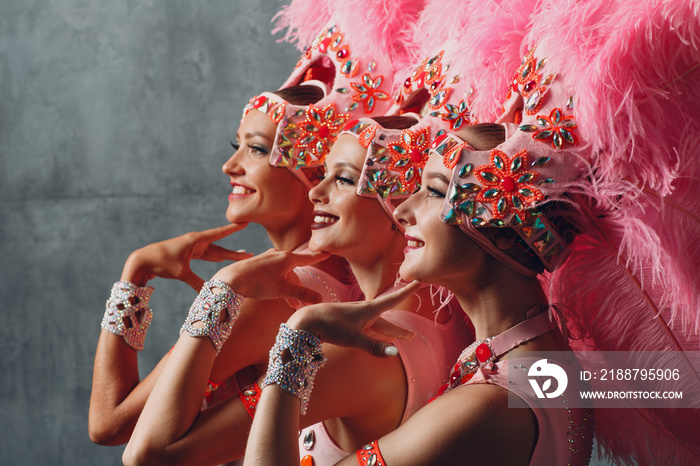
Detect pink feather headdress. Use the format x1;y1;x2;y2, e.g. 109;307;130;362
241;0;425;188
343;0;539;225
460;0;700;463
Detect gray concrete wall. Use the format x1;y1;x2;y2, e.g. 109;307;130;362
0;1;296;463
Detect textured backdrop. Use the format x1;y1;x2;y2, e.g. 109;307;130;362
0;1;296;463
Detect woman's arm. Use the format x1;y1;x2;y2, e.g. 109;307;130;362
88;223;251;445
121;250;330;465
243;284;419;466
122;254;421;465
333;383;536;466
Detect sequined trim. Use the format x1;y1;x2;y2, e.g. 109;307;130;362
238;382;262;419
101;281;154;351
356;440;386;466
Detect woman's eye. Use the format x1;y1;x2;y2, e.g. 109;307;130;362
427;186;446;198
248;144;269;156
230;141;240;151
335;175;355;186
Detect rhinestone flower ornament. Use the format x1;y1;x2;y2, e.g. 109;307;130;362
438;45;587;273
340;118;432;221
385;127;432;195
350;73;389;113
294;104;350;165
473;149;544;219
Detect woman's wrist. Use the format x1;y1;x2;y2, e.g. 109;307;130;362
120;251;150;287
285;306;320;336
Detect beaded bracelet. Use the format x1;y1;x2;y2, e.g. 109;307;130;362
180;279;244;353
101;281;155;351
262;323;327;415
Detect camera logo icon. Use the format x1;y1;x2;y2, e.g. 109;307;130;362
528;359;568;399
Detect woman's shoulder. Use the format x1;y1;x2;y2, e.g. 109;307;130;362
383;382;537;465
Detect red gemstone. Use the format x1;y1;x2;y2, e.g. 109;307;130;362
450;370;461;384
410;148;422;163
317;125;330;139
336;49;348;59
319;37;331;53
501;176;516;192
343;119;359;131
475;343;491;363
430;80;441;91
404;77;412;89
253;96;266;109
432;134;447;148
524;80;536;93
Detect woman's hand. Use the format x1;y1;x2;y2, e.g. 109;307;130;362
287;281;421;357
212;248;329;305
121;223;252;291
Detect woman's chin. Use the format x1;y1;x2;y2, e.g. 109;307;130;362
398;263;419;283
308;237;332;255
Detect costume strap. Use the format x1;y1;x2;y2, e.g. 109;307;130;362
488;308;555;357
442;308;556;393
356;440;386;466
239;382;262;419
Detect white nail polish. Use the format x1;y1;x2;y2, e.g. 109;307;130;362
384;346;398;357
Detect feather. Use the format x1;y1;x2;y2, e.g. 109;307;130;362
549;195;700;465
522;1;700;463
396;0;539;120
273;0;426;75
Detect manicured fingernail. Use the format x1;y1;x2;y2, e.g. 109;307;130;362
384;346;398;357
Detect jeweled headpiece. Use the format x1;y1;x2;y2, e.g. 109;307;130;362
439;43;586;276
241;23;394;189
340;118;431;226
244;0;422;188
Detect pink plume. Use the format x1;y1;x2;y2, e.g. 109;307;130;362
527;0;700;463
398;0;539;121
273;0;426;74
272;0;333;52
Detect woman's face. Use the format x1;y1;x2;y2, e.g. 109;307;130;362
394;153;484;289
222;109;312;228
308;134;403;262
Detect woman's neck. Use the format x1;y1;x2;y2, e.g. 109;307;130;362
348;241;405;300
453;265;548;341
264;221;312;252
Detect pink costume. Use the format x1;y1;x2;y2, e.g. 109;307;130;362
459;358;593;466
298;298;471;465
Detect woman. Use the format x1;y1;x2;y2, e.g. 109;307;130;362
122;113;470;465
241;37;603;463
89;15;403;447
88;83;358;447
243;120;594;465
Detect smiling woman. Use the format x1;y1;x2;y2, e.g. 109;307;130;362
92;2;439;465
